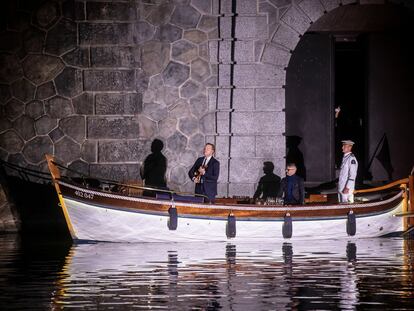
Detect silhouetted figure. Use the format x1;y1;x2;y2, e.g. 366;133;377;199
140;139;167;197
253;161;281;201
286;136;306;180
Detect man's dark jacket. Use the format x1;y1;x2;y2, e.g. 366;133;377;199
278;174;305;205
188;157;220;202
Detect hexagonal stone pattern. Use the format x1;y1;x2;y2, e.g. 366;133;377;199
0;54;23;84
22;28;46;54
0;130;24;153
59;116;86;143
11;79;36;103
156;24;183;42
180;80;200;98
170;5;201;29
35;115;57;135
0;84;11;104
0;117;12;133
167;132;187;153
49;127;64;142
54;67;83;98
172;40;198;63
191;58;211;82
158;117;177;138
22;54;65;85
146;3;174;26
72;93;94;115
141;41;170;75
34;1;60;29
169;165;187;184
5;99;25;121
25;100;44;119
54;136;81;164
162;62;190;87
46;96;73;118
188;132;204;151
13;116;35;141
178;115;199;136
189;93;208;117
45;19;77;55
22;136;53;164
143;102;168;121
36;82;56;100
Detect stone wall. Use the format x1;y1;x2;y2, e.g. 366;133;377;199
1;0;412;197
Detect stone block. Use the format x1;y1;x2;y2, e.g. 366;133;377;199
22;54;64;85
188;133;205;152
298;0;325;22
141;41;170;75
98;140;149;162
199;41;209;60
146;3;174;26
259;2;278;22
189;93;208;117
280;6;311;35
229;183;255;197
35;115;57;135
91;46;140;68
156;24;183;42
79;23;134;45
72;92;94;115
269;0;292;8
235;40;255;63
13;116;35;140
261;43;291;67
167;131;188;154
36;82;56;100
59;116;86;143
63;0;85;21
169;99;191;118
0;130;24;153
180;80;200;99
256;135;285;158
217;111;230;133
162;62;190;87
233;64;285;88
0;54;23;84
81;140;97;162
96;93;142;115
217;157;228;184
137;115;156;139
272;23;301;50
178;148;197;166
11;79;35;103
22;136;53;164
236;0;257;14
84;70;135;91
229;158;264;183
46;96;73;118
232;111;284;135
230;136;255;157
172;40;198;64
86;2;136;21
89;163;140;182
158;117;178;139
218;64;231;86
68;160;90;177
215;135;229;158
191;58;211;83
255;88;285;111
170;5;201;29
233;88;255;111
55;136;81;164
235;16;268;40
87;116;140;139
45;19;77;55
55;67;83;98
170;165;187;185
136;69;150;93
178;115;199;136
5;99;25;121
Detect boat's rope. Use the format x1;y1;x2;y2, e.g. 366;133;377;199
59;181;403;212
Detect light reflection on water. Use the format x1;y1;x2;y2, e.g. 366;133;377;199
0;236;413;310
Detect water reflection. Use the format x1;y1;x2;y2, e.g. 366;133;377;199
1;236;414;310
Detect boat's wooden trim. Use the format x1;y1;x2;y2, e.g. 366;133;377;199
58;181;403;220
45;154;77;239
354;178;409;194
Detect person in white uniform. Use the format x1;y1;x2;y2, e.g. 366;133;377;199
338;140;358;203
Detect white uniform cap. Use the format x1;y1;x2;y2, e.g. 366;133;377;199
341;140;355;146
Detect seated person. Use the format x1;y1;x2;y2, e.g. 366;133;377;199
253;161;281;201
278;163;305;205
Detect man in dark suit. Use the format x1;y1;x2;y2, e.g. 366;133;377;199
278;163;305;205
188;143;220;202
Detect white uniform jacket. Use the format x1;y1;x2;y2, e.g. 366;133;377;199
338;152;358;192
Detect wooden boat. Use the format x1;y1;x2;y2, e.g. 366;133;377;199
45;155;414;243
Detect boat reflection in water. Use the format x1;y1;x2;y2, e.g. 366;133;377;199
52;238;414;310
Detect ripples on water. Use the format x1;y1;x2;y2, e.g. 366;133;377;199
0;235;413;310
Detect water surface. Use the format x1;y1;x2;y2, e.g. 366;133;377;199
0;235;413;310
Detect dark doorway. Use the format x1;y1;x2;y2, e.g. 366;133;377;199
334;36;366;182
